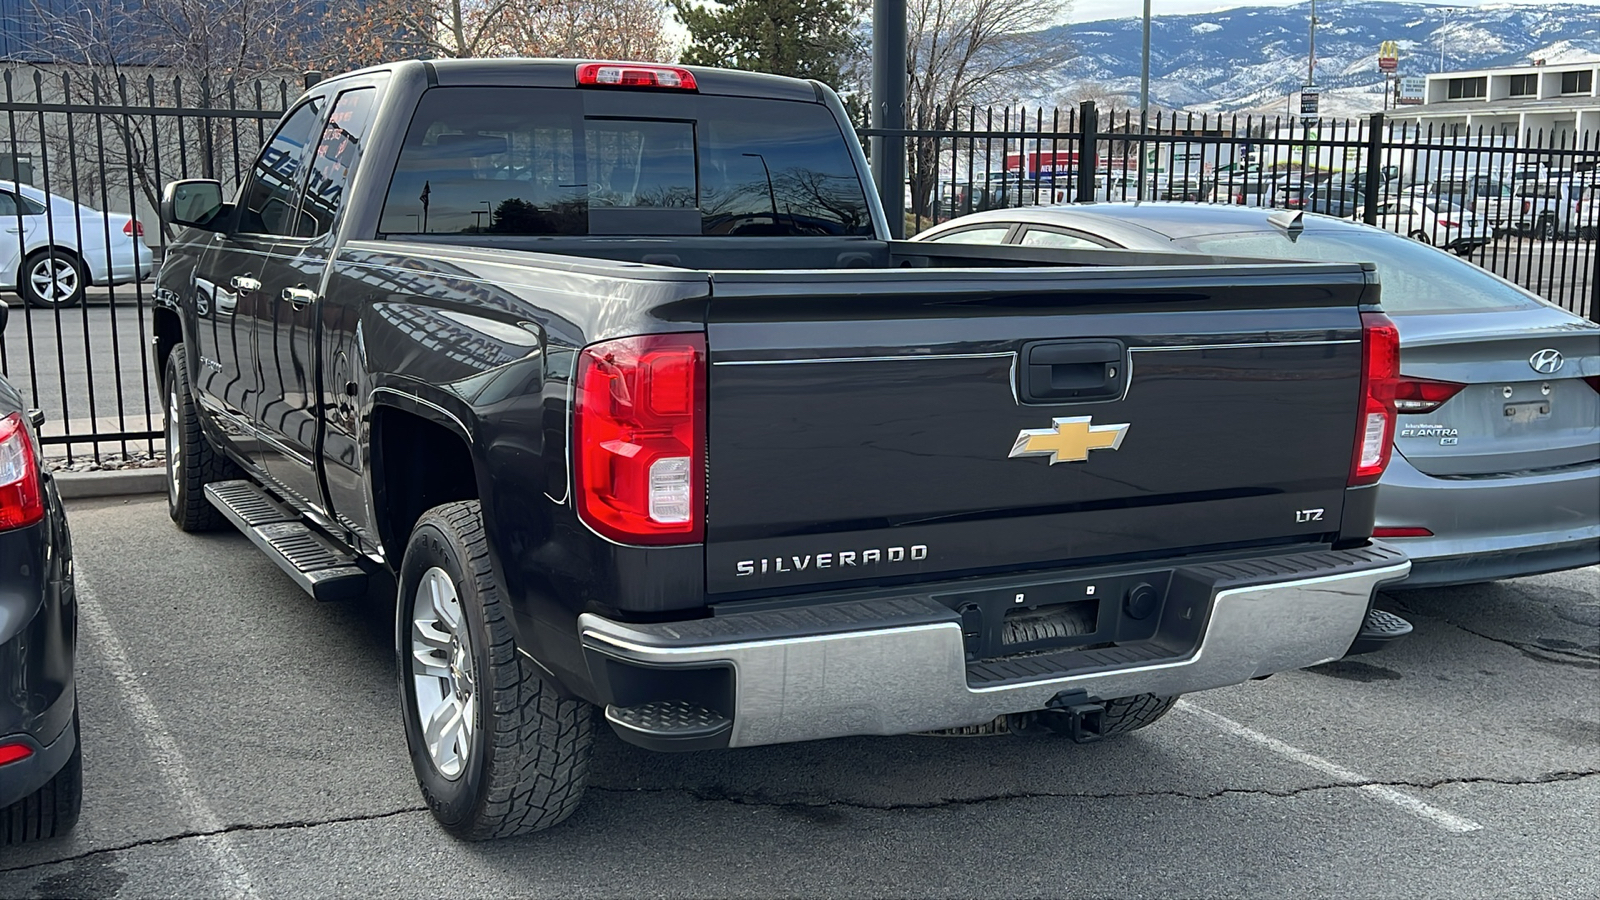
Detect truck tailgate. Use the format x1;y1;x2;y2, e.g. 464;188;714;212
703;265;1374;594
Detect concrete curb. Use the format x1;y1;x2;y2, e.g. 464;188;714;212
52;468;167;500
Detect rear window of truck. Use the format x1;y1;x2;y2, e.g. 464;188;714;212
379;87;873;238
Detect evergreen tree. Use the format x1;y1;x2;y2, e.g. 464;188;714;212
671;0;861;88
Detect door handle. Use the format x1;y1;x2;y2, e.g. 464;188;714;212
230;274;261;294
4;227;18;234
1020;339;1126;404
280;285;317;308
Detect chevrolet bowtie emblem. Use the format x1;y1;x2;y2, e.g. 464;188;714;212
1009;416;1129;464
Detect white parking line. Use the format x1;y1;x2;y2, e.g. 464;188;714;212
77;570;260;898
1176;699;1484;834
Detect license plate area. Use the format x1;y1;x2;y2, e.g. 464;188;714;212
1503;400;1552;424
933;570;1177;661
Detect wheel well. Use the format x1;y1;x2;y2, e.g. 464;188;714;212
17;245;83;291
152;308;181;384
371;406;479;558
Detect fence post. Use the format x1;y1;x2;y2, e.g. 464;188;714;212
1077;100;1098;204
1363;112;1384;225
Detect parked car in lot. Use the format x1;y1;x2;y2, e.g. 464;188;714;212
1403;174;1517;229
914;203;1600;587
154;60;1412;840
1354;195;1492;255
1511;180;1592;239
0;299;81;845
1;180;154;309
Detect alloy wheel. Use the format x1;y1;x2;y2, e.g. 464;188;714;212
166;386;180;508
410;566;476;779
29;256;79;305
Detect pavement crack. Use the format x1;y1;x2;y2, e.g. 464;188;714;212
0;805;428;875
590;769;1600;813
1386;599;1600;670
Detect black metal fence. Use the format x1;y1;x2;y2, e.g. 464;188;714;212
863;103;1599;322
0;69;1595;461
0;67;292;461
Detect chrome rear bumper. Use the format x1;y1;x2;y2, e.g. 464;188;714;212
580;545;1409;748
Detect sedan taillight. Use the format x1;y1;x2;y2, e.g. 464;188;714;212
123;219;144;237
1393;376;1466;414
0;412;45;530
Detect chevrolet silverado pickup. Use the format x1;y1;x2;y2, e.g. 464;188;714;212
152;59;1412;840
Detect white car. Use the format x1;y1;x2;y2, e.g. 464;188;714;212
1351;196;1493;256
0;180;154;309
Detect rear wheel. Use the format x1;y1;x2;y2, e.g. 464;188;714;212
20;249;85;309
1408;229;1431;245
399;500;594;840
1537;216;1558;240
0;722;81;845
1042;693;1180;739
164;346;238;531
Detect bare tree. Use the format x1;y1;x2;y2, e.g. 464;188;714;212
311;0;674;72
23;0;314;238
312;0;517;67
903;0;1073;218
495;0;672;61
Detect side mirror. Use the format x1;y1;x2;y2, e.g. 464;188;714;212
161;179;227;231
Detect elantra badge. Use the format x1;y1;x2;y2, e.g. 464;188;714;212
1529;348;1564;375
1009;416;1129;464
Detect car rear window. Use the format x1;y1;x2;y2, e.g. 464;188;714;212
379;87;873;237
1175;229;1546;313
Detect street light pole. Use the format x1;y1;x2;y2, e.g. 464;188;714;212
1309;0;1317;86
1137;0;1151;201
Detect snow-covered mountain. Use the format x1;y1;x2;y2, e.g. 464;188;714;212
1046;1;1600;119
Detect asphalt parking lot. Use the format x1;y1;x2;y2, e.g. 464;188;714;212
0;496;1596;898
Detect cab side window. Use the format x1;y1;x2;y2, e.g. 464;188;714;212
298;88;378;238
236;99;325;235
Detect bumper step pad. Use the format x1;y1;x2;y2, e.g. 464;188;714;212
605;700;732;750
204;481;367;602
1346;607;1414;656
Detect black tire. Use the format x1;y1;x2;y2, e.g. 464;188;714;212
0;726;82;845
19;249;86;309
1407;229;1432;245
1537;216;1558;241
399;500;594;841
1043;693;1179;739
164;346;238;531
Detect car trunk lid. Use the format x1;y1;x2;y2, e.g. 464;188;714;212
1392;310;1600;476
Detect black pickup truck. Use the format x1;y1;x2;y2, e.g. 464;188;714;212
153;59;1412;840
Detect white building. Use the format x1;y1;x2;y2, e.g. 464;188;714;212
1393;61;1600;147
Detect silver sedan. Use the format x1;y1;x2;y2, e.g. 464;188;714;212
913;203;1600;587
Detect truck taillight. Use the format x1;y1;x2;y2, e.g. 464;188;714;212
1350;312;1400;487
0;412;45;530
122;219;143;237
576;63;697;91
1393;376;1465;413
574;333;705;544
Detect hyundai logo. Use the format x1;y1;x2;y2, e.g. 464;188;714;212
1529;348;1564;375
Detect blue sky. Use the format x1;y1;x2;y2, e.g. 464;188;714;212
1073;0;1600;24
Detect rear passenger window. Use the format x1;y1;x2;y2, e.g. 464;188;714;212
923;226;1011;245
298;87;378;238
1019;228;1104;249
379;87;872;237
